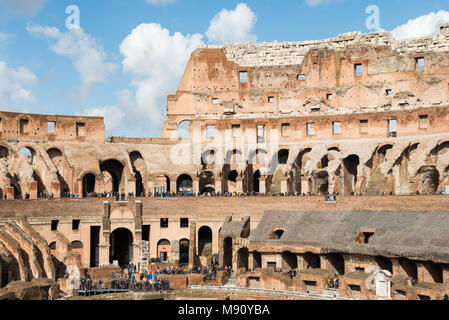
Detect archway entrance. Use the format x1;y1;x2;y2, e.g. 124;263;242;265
83;173;96;197
100;159;124;193
179;239;189;264
223;237;232;268
198;226;212;256
253;170;261;193
177;174;193;193
130;151;145;197
110;228;133;267
157;239;171;262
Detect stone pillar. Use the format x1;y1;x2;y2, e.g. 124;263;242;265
77;180;83;197
248;253;254;270
259;177;266;194
193;179;199;194
189;221;197;267
171;240;180;264
147;180;154;195
301;178;309;195
99;244;110;266
236;179;243;193
280;180;288;194
51;181;61;198
170;178;177;194
28;181;37;199
297;254;305;271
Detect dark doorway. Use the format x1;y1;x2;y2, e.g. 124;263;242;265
198;226;212;256
90;226;100;267
179;239;189;264
83;174;95;197
223;237;232;268
110;228;133;267
100;160;124;193
177;174;193;193
253;251;262;269
253;170;261;193
237;248;249;270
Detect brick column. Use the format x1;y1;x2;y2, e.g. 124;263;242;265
189;221;197;267
51;181;61;198
100;201;111;265
259;177;266;194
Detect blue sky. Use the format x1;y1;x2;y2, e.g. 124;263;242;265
0;0;449;138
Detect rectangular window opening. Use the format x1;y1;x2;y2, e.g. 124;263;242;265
386;89;392;97
72;219;80;231
51;220;59;231
180;218;189;228
326;93;333;100
307;123;315;136
48;121;56;133
239;71;248;83
212;98;219;105
281;123;291;137
257;125;266;143
297;74;306;81
160;218;168;228
268;96;275;103
20;119;29;134
232;124;240;138
355;64;363;76
416;57;425;71
333;121;341;134
419;115;428;129
206;125;215;138
388;119;397;138
76;122;85;137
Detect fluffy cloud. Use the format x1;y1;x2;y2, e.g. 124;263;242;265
392;10;449;40
145;0;176;5
81;105;125;137
0;61;38;109
119;23;203;133
0;32;10;42
0;0;48;17
26;25;118;103
206;3;257;44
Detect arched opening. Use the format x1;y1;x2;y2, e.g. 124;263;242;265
398;258;417;280
33;170;47;197
228;171;238;183
327;253;345;275
8;173;22;199
253;170;261;193
177;174;193;193
418;166;439;194
130;151;145;197
47;148;70;195
154;175;170;194
201;150;216;166
237;248;249;270
377;145;393;163
282;251;297;270
110;228;133;267
71;241;84;265
0;146;9;159
198;226;212;257
252;251;262;269
424;261;443;283
49;242;56;257
343;155;360;195
278;149;289;165
199;171;215;194
304;252;321;269
201;186;215;194
100;159;124;193
179;239;189;264
375;256;393;274
82;173;96;197
178;120;190;139
223;237;232;268
315;171;329;195
320;155;329;169
157;239;171;262
268;229;284;240
19;147;36;165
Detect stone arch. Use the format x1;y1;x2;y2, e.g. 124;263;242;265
281;251;297;270
278;149;289;165
237;248;249;270
157;239;171;262
293;148;312;194
19;146;36;165
130;151;146;197
377;144;394;164
82;173;96;197
100;159;124;193
417;165;439;194
47;147;70;195
109;228;133;267
177;174;193;193
179;238;189;264
177;120;190;139
327;253;345;275
343;154;360;195
198;226;212;257
153;174;170;194
314;171;329;195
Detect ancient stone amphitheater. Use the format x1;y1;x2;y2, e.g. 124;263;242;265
2;23;449;300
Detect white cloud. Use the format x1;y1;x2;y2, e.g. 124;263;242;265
206;3;257;44
0;0;48;17
81;106;125;137
391;10;449;40
0;61;38;109
119;23;203;133
145;0;176;5
0;32;10;42
305;0;331;6
26;25;118;103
